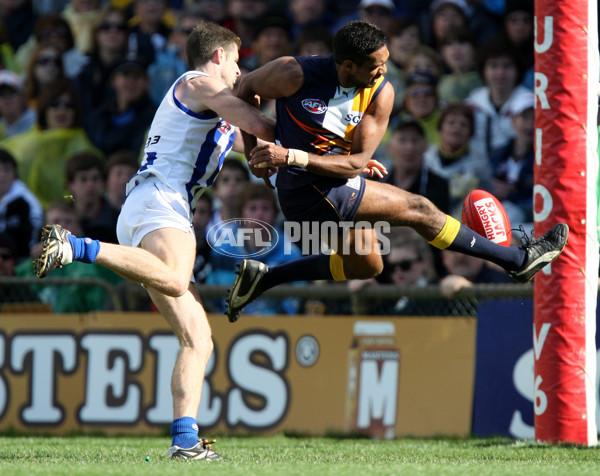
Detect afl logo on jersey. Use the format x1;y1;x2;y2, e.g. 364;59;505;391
302;99;327;114
218;121;232;133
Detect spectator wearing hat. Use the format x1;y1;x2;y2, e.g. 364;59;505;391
465;37;530;160
0;148;43;259
424;102;492;214
490;90;534;222
400;71;442;145
0;70;36;139
437;28;484;104
84;60;156;156
73;7;130;115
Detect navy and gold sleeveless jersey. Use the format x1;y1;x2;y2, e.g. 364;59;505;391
275;55;388;190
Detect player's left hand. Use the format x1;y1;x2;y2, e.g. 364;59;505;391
362;159;387;178
248;144;289;169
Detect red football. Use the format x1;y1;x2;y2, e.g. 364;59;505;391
462;190;512;246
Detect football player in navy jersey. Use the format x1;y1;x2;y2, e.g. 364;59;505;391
226;20;568;321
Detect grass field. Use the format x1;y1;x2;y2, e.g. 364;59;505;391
0;435;599;476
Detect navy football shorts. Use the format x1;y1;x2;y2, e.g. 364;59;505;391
277;175;366;223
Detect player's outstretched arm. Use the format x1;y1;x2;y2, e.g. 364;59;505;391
176;74;276;142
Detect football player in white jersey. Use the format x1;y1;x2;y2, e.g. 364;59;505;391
33;21;275;461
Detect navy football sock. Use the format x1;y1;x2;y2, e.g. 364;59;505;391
170;416;199;448
447;224;525;271
261;254;333;291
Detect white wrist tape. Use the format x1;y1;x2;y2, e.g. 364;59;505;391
286;149;309;168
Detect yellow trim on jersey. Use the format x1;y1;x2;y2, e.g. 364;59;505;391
428;215;461;250
330;251;347;281
344;76;386;141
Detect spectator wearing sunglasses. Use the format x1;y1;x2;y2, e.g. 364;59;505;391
74;7;130;115
1;79;101;207
350;228;437;315
23;42;66;108
15;14;88;78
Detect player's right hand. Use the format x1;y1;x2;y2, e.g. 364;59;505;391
249;163;277;189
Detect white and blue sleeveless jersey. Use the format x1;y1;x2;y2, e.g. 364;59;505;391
130;70;235;212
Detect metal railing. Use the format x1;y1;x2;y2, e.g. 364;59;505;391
0;276;533;316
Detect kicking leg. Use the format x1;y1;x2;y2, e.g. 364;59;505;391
356;180;568;281
35;225;196;297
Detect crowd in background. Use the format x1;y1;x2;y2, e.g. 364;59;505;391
0;0;538;314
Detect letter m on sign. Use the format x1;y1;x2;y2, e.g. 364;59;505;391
357;358;398;430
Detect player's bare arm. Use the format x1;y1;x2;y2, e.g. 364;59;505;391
176;75;276;142
237;56;304;158
248;81;394;179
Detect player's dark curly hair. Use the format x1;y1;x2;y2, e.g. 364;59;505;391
333;20;387;66
186;20;241;68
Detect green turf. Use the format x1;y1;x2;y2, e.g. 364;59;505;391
0;435;598;476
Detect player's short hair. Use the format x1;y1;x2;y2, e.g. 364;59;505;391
333;20;387;66
186;20;241;68
65;151;105;183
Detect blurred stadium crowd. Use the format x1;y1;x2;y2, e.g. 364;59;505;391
0;0;537;314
